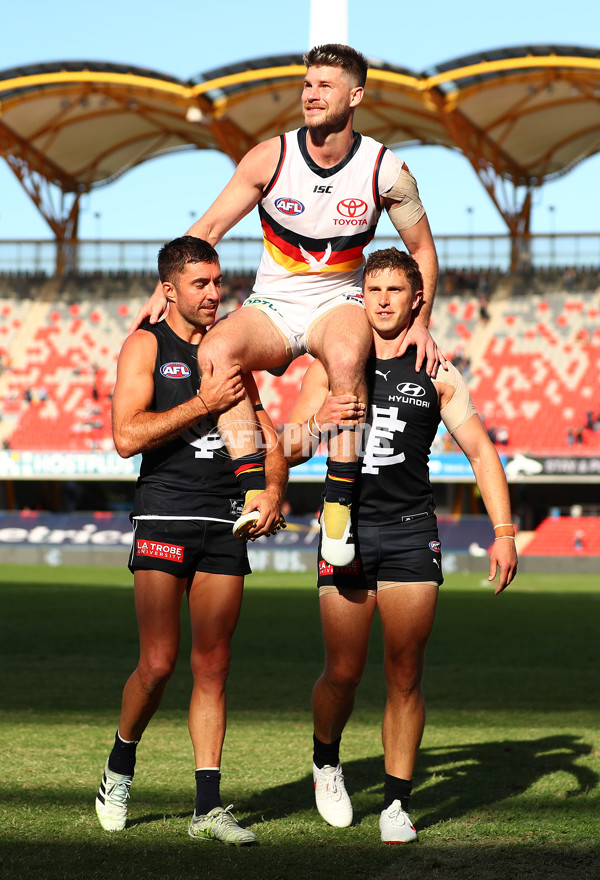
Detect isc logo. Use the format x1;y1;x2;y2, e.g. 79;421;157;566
313;185;333;193
275;197;305;215
160;362;191;379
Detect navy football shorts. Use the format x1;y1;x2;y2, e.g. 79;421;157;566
317;513;443;591
129;516;251;578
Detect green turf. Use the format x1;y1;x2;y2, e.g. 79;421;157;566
1;565;599;879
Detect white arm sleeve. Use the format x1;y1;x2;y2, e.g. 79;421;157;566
435;361;477;434
378;150;406;193
378;151;425;231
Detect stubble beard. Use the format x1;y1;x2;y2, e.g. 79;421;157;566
304;103;352;138
180;301;217;333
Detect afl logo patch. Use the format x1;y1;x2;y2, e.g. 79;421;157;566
429;541;441;552
337;198;368;218
397;382;426;397
275;197;305;216
160;362;191;379
344;292;364;305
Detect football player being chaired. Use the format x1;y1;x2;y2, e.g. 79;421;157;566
282;248;518;844
95;236;287;844
132;44;440;568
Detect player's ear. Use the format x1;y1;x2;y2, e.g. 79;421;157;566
349;85;364;108
412;289;424;311
163;281;177;303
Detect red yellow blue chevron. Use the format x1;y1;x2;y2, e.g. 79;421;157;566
259;207;377;275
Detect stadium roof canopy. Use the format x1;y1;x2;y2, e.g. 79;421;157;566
1;45;600;270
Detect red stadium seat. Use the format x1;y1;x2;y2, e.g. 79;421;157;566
2;286;599;456
522;516;600;556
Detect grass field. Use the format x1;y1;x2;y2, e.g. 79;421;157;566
1;564;599;880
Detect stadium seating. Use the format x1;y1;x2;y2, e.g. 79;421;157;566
252;354;314;431
0;279;149;451
0;275;301;451
2;278;600;455
520;515;600;556
442;292;600;453
429;295;481;355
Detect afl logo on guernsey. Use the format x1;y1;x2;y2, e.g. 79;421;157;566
275;197;305;216
160;362;191;379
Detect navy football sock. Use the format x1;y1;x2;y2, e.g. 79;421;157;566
232;452;266;493
107;729;139;777
313;733;342;769
324;459;358;504
195;768;222;815
383;773;412;811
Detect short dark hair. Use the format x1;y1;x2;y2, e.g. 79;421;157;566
303;44;368;88
363;248;423;294
157;235;219;283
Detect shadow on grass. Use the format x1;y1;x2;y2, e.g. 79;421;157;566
1;838;599;880
1;735;598;880
4;735;595;827
413;733;597;829
238;733;596;829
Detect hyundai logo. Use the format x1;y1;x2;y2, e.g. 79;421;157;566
337;198;368;218
396;382;426;397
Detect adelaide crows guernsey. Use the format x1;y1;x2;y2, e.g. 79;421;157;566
356;349;441;526
254;127;401;299
132;320;242;520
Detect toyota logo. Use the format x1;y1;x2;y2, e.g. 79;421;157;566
337;198;368;218
396;382;426;397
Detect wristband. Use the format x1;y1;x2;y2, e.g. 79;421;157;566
494;535;516;541
307;413;321;440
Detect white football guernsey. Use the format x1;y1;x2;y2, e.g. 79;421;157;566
253;127;401;300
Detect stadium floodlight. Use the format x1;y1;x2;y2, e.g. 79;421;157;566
309;0;348;48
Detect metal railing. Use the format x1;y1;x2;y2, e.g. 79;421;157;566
0;233;599;277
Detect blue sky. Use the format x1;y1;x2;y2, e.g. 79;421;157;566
1;0;599;242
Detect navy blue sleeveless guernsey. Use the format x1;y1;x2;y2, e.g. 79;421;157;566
356;349;441;526
132;320;242;520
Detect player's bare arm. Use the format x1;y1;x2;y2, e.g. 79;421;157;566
283;360;329;465
282;360;364;466
197;357;245;415
437;372;518;593
129;138;281;332
388;212;442;376
112;330;244;458
380;164;438;328
451;414;518;593
380;161;441;377
188;138;281;244
237;373;288;538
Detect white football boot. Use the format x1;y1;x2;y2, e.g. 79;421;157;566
320;500;354;566
379;799;417;844
312;762;353;827
95;760;132;832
